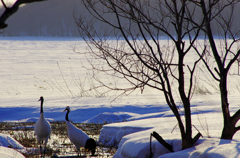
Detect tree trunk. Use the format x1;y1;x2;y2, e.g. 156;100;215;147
220;76;236;139
221;125;235;139
177;42;194;149
181;136;193;149
199;0;239;140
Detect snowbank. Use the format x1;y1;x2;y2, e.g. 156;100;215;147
99;126;152;147
113;129;182;158
0;146;25;158
0;133;24;149
99;116;178;147
159;138;240;158
109;128;240;158
0;134;25;158
99;113;240;158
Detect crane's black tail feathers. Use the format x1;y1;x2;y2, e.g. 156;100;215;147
85;138;96;156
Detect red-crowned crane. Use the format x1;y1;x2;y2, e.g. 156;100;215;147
34;96;51;156
63;106;96;156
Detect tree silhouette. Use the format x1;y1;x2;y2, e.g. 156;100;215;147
192;0;240;139
76;0;205;149
76;0;240;149
0;0;45;29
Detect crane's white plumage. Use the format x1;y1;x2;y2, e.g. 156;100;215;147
64;106;96;156
34;96;51;155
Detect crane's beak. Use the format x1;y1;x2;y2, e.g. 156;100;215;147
63;106;70;112
38;96;43;102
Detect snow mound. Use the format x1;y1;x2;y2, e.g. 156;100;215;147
84;111;171;124
99;117;178;148
159;138;240;158
114;130;240;158
99;126;152;147
0;146;25;158
100;113;240;158
84;112;138;124
12;117;54;123
0;133;24;149
116;137;182;158
113;129;182;158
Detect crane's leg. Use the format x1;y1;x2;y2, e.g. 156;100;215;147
40;144;42;155
39;141;42;156
77;149;81;157
91;148;96;156
40;140;43;156
44;141;46;157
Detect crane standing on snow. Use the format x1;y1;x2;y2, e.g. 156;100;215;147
63;106;96;156
34;96;51;156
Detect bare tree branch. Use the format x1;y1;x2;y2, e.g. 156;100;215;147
1;0;8;9
76;0;207;149
0;0;46;29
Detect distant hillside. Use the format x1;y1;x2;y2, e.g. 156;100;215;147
0;0;239;37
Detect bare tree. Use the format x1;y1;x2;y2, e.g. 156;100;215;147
0;0;46;29
190;0;240;139
76;0;206;150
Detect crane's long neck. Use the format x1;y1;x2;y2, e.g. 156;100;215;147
40;100;43;113
65;109;69;121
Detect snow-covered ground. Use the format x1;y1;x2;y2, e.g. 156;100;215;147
1;37;240;157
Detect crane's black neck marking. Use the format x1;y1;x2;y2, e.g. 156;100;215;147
65;109;69;121
39;97;44;113
40;101;43;113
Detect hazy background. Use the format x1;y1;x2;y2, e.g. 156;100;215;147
0;0;82;36
0;0;239;37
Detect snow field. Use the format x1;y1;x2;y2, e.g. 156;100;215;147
1;37;240;157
